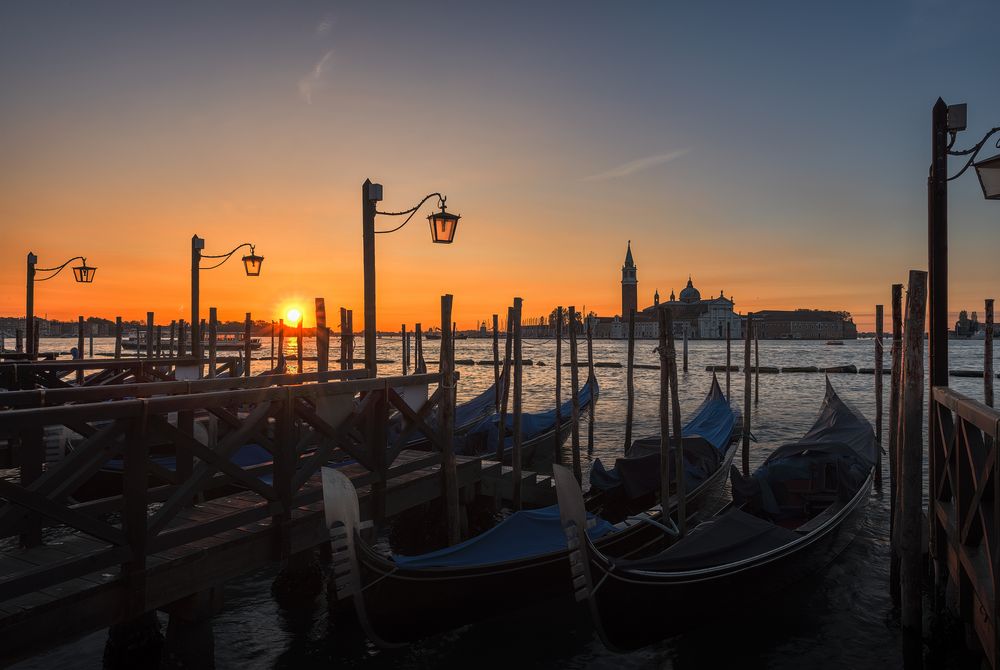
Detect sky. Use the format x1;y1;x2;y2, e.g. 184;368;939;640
0;1;997;331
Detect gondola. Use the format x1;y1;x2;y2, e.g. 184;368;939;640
390;381;498;450
553;378;875;651
321;376;741;646
456;375;599;467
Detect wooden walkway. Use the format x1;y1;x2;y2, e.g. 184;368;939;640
0;448;507;660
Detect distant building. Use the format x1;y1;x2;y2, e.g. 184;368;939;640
641;278;742;340
954;310;980;338
755;310;857;340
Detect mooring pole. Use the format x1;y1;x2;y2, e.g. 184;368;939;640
625;308;636;452
874;305;884;487
889;283;903;604
682;327;688;373
208;308;218;378
899;269;927;661
657;309;671;513
665;309;686;537
362;179;379;378
440;294;460;544
554;306;563;464
114;316;123;359
742;313;752;477
568;305;582;484
492;313;500;412
754;323;760;404
512;297;524;510
986;299;994;408
726;321;732;401
495;308;513;463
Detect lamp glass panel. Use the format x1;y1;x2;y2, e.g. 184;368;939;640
243;255;264;276
975;155;1000;200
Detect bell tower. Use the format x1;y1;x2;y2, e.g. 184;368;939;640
621;240;638;316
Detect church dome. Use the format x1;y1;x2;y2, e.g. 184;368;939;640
679;277;700;303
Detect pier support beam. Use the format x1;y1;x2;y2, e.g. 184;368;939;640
272;549;324;607
160;588;222;670
102;611;163;670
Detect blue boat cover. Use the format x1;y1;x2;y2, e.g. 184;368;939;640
589;376;738;497
456;377;597;456
388;382;498;447
392;504;615;568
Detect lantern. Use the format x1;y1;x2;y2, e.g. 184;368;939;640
428;201;460;244
72;259;96;283
974;152;1000;200
242;247;264;276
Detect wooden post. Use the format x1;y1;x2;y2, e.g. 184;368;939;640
33;319;39;356
586;315;595;379
362;179;378;377
898;269;927;651
15;328;22;353
440;295;460;544
665;309;686;536
569;306;582;483
657;309;671;512
316;299;328;374
875;304;884;486
754;323;760;404
244;312;252;378
338;308;347;370
986;298;994;408
889;283;903;604
115;317;123;359
296;317;304;374
414;322;424;374
401;324;408;375
177;319;186;358
495;310;513;462
208;308;218;378
168;320;176;358
725;321;732;401
346;310;355;370
625;308;636;452
742;314;752;477
683;328;688;373
493;313;501;413
277;319;285;370
270;320;275;371
554;307;563;464
89;321;95;357
512;297;524;509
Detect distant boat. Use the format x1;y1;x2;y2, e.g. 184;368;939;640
825;340;844;345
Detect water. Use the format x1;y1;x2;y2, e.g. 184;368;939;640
14;337;996;668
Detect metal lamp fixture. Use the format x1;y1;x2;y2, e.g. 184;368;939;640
973;153;1000;200
71;259;97;283
427;197;460;244
241;246;265;276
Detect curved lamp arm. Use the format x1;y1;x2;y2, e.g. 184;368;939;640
374;192;444;234
947;127;1000;182
34;256;87;282
199;243;257;270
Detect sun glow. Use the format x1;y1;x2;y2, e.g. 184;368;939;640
286;308;302;324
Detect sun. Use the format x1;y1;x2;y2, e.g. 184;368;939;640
286;308;302;324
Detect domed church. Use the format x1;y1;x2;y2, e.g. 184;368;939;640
641;276;742;339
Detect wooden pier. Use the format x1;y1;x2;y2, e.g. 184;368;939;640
0;356;551;664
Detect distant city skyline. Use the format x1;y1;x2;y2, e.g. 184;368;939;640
1;1;997;332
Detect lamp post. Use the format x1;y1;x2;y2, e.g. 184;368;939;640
361;179;461;377
926;99;999;584
190;235;263;369
25;253;96;358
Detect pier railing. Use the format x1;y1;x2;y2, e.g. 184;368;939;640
0;358;228;390
0;371;451;615
931;386;999;665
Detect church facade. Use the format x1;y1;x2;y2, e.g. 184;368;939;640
590;242;743;339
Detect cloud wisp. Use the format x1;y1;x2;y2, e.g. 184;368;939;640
582;149;690;182
299;50;334;104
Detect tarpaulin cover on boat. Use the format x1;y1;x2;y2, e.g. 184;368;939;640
589;376;738;498
392;504;614;568
104;443;272;471
388;382;497;446
457;376;597;457
610;508;798;571
732;378;875;517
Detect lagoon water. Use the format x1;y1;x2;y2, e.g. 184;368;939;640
15;336;996;669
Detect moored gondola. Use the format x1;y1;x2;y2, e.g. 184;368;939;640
554;378;875;651
321;376;741;646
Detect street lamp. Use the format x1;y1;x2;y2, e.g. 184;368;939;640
191;235;263;369
362;179;461;376
25;253;97;357
974;152;1000;200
